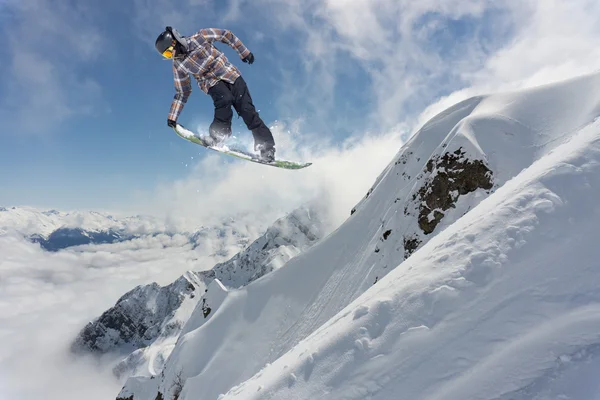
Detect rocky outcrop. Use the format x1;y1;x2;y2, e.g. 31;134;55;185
415;148;493;234
403;235;421;258
71;272;201;354
350;131;496;278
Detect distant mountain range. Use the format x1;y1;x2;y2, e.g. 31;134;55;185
0;206;167;250
29;227;135;251
0;206;248;252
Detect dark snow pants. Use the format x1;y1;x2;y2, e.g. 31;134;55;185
208;76;275;150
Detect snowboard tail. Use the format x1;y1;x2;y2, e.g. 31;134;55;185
172;124;312;170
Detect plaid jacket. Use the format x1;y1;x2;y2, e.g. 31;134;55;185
168;28;251;121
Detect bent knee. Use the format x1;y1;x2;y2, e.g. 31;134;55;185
215;94;234;108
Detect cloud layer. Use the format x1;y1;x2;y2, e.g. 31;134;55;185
0;225;254;400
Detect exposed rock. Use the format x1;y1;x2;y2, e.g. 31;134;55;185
201;299;211;318
71;274;199;354
403;236;422;259
416;148;493;234
394;151;413;165
170;371;185;400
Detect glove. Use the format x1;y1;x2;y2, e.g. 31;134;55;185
242;52;254;64
167;119;177;128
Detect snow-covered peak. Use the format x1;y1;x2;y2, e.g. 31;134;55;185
118;71;600;400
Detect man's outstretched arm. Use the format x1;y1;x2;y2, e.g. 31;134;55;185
198;28;251;60
168;65;192;123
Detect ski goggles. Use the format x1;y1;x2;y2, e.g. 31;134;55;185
162;42;176;59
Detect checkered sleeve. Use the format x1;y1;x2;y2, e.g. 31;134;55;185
199;28;251;59
168;63;192;121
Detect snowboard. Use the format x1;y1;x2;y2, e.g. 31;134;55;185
172;124;312;170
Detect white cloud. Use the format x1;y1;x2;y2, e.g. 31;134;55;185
0;234;122;399
469;0;600;89
0;220;256;399
411;0;600;132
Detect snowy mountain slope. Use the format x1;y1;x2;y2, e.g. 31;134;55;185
118;71;600;400
221;112;600;400
74;205;325;381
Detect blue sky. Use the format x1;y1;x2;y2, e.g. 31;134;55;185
1;0;599;213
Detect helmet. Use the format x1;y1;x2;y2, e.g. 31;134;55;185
155;30;175;58
155;27;188;59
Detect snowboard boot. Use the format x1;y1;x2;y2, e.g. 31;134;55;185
207;123;232;147
205;132;231;148
256;143;275;163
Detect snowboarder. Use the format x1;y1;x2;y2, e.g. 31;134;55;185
155;26;276;162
